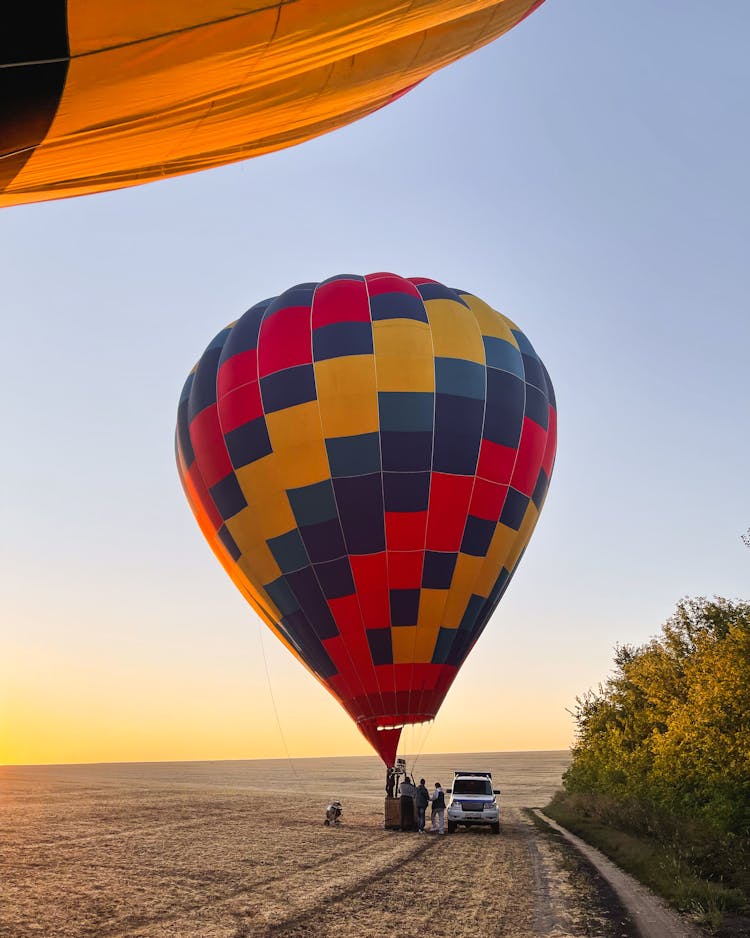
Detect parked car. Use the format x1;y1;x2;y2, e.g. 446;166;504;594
446;771;500;834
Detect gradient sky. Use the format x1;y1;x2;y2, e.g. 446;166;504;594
2;1;748;766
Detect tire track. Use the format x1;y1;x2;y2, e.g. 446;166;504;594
236;837;438;937
243;813;540;938
95;829;414;938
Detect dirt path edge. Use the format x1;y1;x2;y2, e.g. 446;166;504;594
531;809;704;938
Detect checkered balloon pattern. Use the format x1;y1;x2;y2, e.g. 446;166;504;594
176;273;556;764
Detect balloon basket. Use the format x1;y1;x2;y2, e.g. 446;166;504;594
384;797;401;830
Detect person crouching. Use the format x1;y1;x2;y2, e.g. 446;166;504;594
324;801;343;826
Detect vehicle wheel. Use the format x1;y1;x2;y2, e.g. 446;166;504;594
491;822;500;835
447;821;457;834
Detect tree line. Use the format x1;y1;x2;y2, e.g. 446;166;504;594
548;597;750;927
565;596;750;836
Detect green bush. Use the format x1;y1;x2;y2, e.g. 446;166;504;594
557;597;750;927
565;598;750;838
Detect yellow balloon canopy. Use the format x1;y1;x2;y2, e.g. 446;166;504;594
1;0;544;207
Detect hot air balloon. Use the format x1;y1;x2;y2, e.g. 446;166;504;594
176;273;556;764
2;1;544;208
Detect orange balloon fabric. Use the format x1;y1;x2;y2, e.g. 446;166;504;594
1;1;544;207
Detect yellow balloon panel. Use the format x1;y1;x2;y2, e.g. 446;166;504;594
175;272;557;766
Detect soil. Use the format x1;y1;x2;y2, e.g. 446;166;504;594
0;755;697;938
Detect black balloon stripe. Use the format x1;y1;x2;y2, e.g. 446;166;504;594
0;1;69;188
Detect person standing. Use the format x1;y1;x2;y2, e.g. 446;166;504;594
399;776;417;831
415;779;430;833
430;782;446;834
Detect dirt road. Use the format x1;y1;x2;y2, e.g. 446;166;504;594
533;811;704;938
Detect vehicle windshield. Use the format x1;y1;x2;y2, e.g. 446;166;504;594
453;779;493;796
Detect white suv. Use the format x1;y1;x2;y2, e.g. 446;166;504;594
446;771;500;834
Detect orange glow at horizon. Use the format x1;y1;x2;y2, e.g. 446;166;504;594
1;644;574;767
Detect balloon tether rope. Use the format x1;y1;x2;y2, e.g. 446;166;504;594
407;718;434;778
257;621;309;796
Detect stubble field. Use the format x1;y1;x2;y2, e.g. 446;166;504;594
1;752;634;938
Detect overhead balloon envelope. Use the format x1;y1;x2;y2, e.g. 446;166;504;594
176;273;556;764
1;0;544;207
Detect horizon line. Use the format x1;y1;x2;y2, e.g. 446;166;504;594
0;748;572;769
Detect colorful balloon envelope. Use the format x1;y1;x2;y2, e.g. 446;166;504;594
176;273;556;764
1;1;544;208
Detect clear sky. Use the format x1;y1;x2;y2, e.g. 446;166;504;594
1;1;748;766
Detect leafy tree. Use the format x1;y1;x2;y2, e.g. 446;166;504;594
565;598;750;836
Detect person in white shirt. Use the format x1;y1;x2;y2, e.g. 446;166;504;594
431;782;446;834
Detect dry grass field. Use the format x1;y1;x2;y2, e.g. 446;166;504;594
0;752;634;938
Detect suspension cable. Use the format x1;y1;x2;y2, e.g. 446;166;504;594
256;620;310;797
